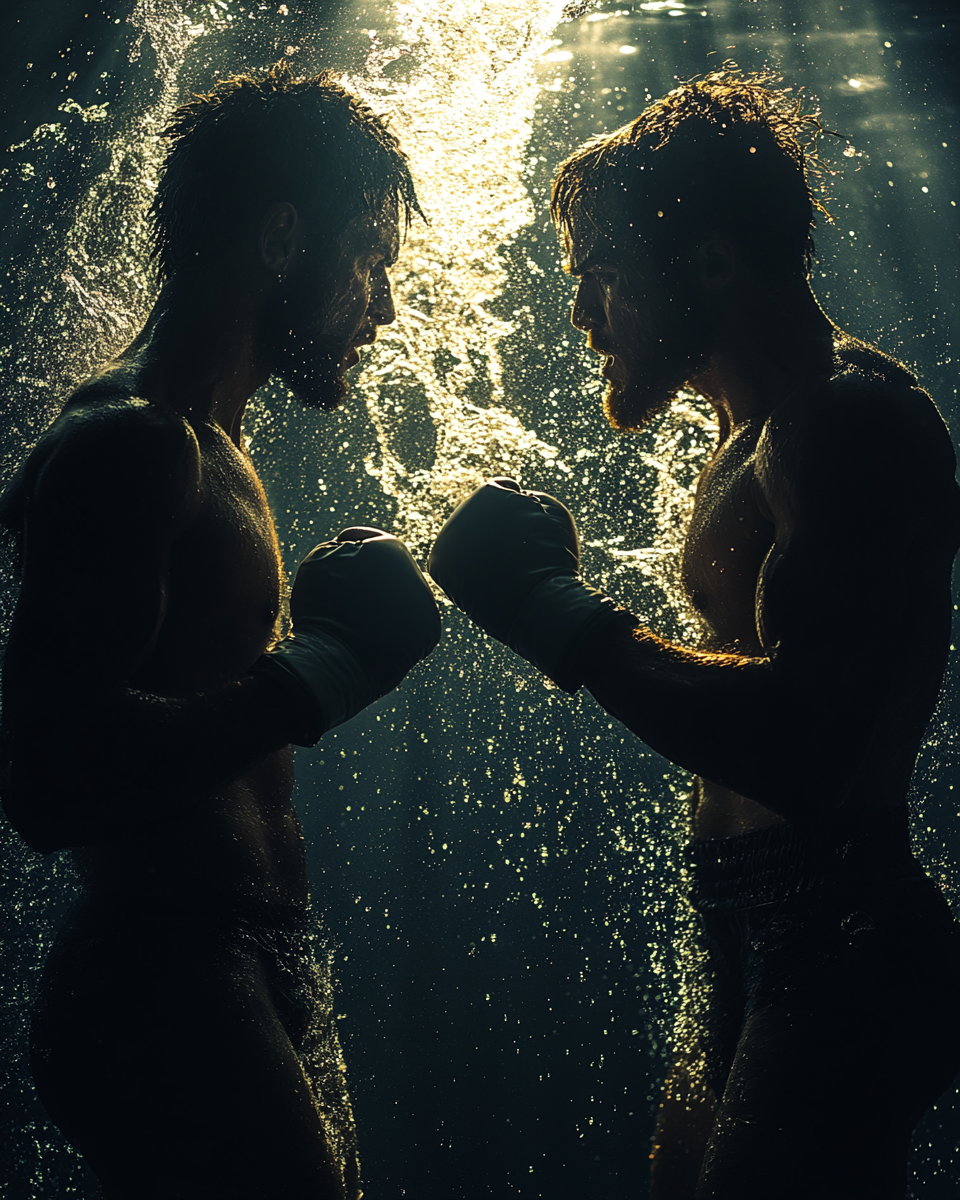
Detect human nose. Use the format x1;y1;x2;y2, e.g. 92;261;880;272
571;276;602;333
369;269;396;327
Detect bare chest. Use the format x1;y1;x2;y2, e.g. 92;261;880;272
135;428;283;694
680;422;774;653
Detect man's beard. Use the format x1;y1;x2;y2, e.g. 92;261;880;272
603;339;708;432
262;275;352;413
603;285;712;432
273;326;350;413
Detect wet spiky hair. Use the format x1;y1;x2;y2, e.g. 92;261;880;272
551;67;831;278
150;62;423;280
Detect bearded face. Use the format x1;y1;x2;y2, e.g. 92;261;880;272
263;258;351;412
263;203;399;412
567;218;713;431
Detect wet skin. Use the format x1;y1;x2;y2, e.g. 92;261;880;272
0;200;399;1199
567;225;960;1197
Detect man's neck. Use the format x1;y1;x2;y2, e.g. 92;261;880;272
122;272;269;445
690;274;836;433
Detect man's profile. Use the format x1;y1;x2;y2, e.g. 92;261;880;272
0;65;440;1199
429;70;960;1197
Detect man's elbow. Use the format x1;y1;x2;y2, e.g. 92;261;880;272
1;755;95;853
2;791;69;854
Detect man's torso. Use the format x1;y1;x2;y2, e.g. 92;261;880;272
13;382;308;905
678;342;960;839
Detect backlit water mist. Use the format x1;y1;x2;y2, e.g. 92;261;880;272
1;2;958;1196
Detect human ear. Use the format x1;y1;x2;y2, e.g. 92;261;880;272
696;237;736;291
258;201;301;274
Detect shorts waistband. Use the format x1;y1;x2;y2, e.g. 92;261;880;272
687;806;922;911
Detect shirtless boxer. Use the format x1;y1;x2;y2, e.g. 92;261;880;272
0;66;438;1199
429;72;960;1198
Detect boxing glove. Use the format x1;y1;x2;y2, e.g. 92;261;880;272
251;527;441;746
428;479;632;692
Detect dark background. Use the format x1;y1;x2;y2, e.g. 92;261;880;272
2;2;960;1197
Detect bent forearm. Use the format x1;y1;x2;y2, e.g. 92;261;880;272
580;621;869;817
2;670;305;852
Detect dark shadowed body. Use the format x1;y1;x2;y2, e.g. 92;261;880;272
0;367;355;1199
550;73;960;1199
428;79;960;1186
617;339;960;1200
0;65;433;1200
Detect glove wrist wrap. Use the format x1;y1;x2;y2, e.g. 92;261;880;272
508;574;635;693
249;626;379;747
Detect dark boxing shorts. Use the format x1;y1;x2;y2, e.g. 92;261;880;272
687;807;960;1099
36;893;322;1053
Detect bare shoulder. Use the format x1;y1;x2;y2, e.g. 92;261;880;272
755;339;958;529
1;375;201;545
43;372;199;484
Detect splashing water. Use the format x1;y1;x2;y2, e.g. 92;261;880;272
0;2;211;469
53;3;207;355
346;1;570;557
338;2;714;1082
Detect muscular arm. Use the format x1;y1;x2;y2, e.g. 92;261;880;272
1;400;303;854
582;383;960;819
